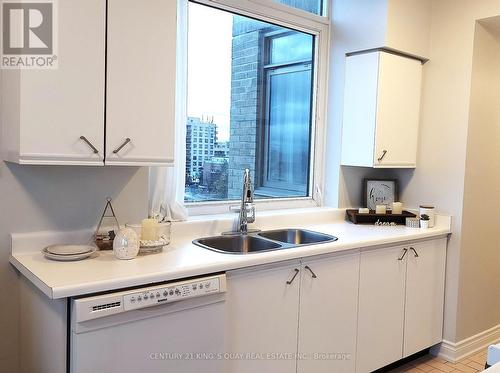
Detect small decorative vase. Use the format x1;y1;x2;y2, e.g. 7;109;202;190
113;228;140;260
420;220;429;229
419;205;435;227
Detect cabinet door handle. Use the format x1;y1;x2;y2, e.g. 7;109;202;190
304;265;318;279
398;248;408;261
409;247;419;257
378;150;388;162
113;138;131;154
286;268;300;285
79;136;99;154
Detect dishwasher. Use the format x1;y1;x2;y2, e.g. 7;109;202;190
70;274;226;373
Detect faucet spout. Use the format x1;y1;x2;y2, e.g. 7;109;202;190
238;169;255;234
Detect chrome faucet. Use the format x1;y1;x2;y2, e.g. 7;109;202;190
237;169;255;234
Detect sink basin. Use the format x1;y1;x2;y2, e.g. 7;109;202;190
193;234;283;254
193;229;337;254
258;229;337;245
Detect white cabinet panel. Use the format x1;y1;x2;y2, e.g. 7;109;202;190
2;0;106;165
106;0;176;166
404;238;447;356
357;245;407;373
225;261;301;373
374;52;422;168
341;51;422;169
2;0;176;166
298;253;359;373
341;52;379;168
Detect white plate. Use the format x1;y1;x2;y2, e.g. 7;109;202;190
45;244;95;256
42;246;98;261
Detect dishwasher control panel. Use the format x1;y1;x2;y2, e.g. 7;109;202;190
123;275;223;311
73;274;226;322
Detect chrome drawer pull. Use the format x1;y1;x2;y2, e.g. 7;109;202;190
398;248;408;261
378;150;388;162
113;138;131;154
304;265;317;279
286;268;300;285
79;136;99;154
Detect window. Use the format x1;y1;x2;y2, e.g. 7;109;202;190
185;1;327;206
273;0;326;16
259;32;313;196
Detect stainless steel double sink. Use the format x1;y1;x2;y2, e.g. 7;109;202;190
193;229;338;254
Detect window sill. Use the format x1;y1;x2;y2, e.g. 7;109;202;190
184;203;329;225
185;196;319;217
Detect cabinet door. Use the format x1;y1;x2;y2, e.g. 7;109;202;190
13;0;105;165
226;261;301;373
374;52;422;168
404;238;447;356
357;245;407;373
106;0;176;166
298;253;359;373
340;53;379;168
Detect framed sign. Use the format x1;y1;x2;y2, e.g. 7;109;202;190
364;179;398;210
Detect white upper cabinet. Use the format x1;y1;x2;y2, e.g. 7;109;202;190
105;0;176;166
1;0;106;165
1;0;176;166
341;51;423;168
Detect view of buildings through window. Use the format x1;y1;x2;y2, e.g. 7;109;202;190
186;1;315;202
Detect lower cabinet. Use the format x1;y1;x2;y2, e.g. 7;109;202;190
404;239;447;356
356;238;447;372
356;245;407;372
226;252;360;373
225;260;301;373
298;253;359;373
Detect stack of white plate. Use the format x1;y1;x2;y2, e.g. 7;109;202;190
42;245;97;261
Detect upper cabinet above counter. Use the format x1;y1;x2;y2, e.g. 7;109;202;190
335;0;430;169
106;0;175;166
341;50;424;168
1;0;176;166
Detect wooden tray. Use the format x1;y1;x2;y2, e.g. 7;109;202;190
346;209;416;225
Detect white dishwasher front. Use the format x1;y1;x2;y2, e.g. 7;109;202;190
70;274;226;373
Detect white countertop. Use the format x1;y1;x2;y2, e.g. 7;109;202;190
486;364;500;373
9;208;451;299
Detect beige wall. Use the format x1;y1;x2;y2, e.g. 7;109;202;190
327;0;430;209
325;0;389;208
455;18;500;340
0;163;149;372
394;0;500;342
386;0;432;57
330;0;500;343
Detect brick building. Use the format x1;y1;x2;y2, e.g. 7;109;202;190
227;0;317;199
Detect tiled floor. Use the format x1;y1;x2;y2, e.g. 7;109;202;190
388;350;488;373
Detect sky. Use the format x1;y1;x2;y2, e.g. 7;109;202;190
187;3;233;142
